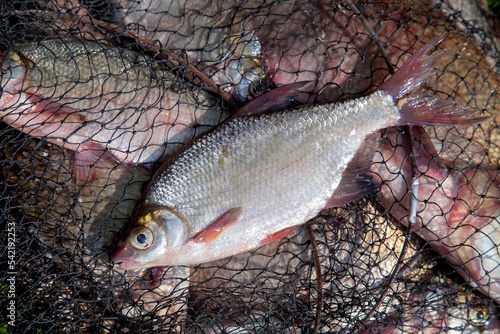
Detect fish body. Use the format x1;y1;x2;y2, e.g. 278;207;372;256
245;0;373;102
112;35;485;269
114;90;396;268
0;39;227;182
371;127;500;302
113;0;265;101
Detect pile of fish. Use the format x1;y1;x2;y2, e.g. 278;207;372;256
1;0;499;332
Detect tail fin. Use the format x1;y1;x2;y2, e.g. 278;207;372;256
380;34;445;101
380;34;490;126
396;95;490;125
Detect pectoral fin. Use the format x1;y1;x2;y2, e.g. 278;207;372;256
74;141;122;184
192;207;244;243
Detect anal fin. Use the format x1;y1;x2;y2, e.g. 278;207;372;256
326;174;378;208
192;207;244;243
325;137;379;209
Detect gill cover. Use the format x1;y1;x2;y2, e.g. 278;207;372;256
123;208;188;266
154;209;188;252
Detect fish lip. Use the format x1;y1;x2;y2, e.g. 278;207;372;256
111;247;139;271
112;257;140;271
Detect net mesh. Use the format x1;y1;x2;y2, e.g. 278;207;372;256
1;0;499;333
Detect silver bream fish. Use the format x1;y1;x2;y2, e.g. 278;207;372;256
112;35;486;270
0;39;226;183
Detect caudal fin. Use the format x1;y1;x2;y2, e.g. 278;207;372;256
380;33;490;126
380;34;445;101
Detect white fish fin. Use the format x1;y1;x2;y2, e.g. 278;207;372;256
233;81;311;117
396;95;489;126
192;207;244;243
380;33;445;101
325;175;377;209
379;33;490;126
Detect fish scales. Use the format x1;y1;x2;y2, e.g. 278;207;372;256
113;35;487;269
1;38;228;183
14;40;159;113
148;94;398;221
126;92;398;266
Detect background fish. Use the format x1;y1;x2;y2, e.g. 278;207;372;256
371;126;500;302
361;278;500;334
111;0;265;102
112;35;486;269
0;38;228;183
0;135;191;331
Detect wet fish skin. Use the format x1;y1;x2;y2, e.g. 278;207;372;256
113;94;395;269
112;35;485;270
0;39;227;182
371;126;500;303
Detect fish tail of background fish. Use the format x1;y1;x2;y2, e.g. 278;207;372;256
380;34;488;127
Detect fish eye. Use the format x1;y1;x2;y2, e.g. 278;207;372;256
471;309;489;325
130;227;154;250
249;81;265;98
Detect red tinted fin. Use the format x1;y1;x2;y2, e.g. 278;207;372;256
259;225;301;245
396;96;490;126
379;33;490;126
326;174;378;208
380;33;445;101
74;141;122;184
233;81;311;117
192;207;244;243
325;136;379;208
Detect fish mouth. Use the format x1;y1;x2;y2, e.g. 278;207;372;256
111;248;140;271
114;260;138;271
112;257;141;271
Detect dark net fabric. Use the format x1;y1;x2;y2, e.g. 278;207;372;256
0;0;499;333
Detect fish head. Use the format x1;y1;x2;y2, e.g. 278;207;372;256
444;291;500;334
112;206;188;270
